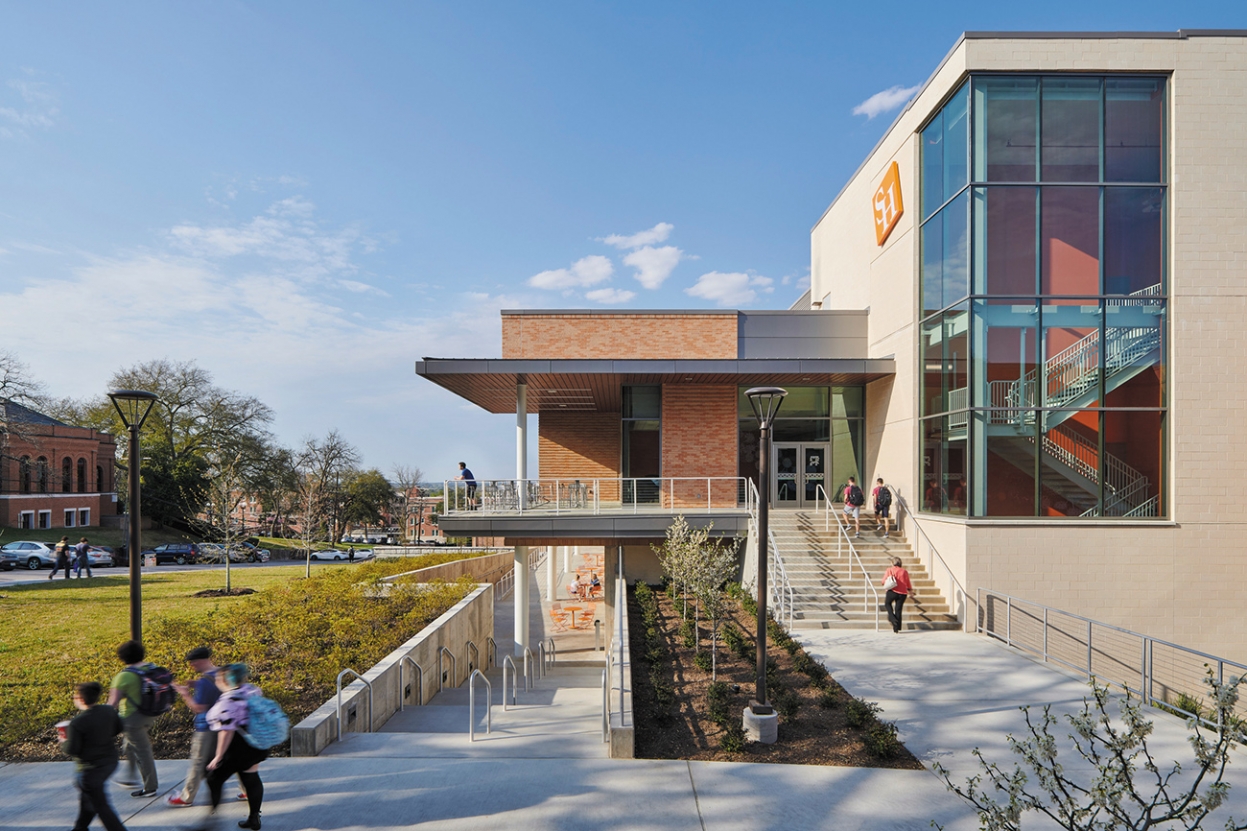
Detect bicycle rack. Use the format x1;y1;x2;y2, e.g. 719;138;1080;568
501;654;518;709
486;636;497;669
336;668;373;743
438;646;457;691
468;669;492;741
400;656;424;709
465;640;479;674
523;646;536;691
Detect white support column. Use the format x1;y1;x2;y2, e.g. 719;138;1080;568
563;546;570;574
548;546;558;600
514;544;530;656
516;381;528;508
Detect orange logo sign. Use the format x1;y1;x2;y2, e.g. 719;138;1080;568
872;161;904;246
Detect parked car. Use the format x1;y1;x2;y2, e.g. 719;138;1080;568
0;547;20;570
141;543;200;565
85;546;114;568
2;541;58;570
232;542;270;562
309;548;348;561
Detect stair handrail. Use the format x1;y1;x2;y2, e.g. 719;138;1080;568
602;668;610;743
767;526;794;630
536;642;547;679
544;636;557;670
335;668;374;742
814;484;880;632
438;646;457;691
523;646;536;691
468;669;492;741
501;654;518;709
399;656;424;710
886;485;969;632
465;640;479;674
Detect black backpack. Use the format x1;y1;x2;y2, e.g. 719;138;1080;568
125;664;176;716
875;487;892;509
848;485;865;507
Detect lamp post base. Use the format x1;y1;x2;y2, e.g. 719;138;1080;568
743;702;778;744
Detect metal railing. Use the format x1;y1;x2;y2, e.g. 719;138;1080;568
494;547;547;601
443;477;753;516
977;589;1247;728
468;669;492;741
399;656;424;709
544;636;556;670
465;640;479;674
815;484;880;631
501;655;518;709
887;486;968;631
744;479;793;630
438;646;457;691
486;637;497;669
602;668;610;743
536;642;548;679
335;668;373;742
523;646;536;691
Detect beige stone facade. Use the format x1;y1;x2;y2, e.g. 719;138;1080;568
809;32;1247;662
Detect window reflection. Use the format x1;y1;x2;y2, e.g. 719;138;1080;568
1106;78;1164;182
1041;187;1100;295
1041;78;1101;182
973;77;1037;182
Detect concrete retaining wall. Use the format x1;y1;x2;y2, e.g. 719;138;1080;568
608;576;634;758
291;582;494;756
378;551;513;586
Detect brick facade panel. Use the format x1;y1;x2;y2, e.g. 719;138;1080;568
661;385;739;507
539;411;622;501
503;314;737;360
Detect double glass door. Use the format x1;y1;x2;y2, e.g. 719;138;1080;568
773;443;828;508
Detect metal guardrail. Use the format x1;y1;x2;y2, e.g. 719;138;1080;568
743;479;793;631
523;646;536;690
399;656;424;709
887;486;969;632
335;668;373;742
536;642;547;679
977;589;1247;728
602;668;609;743
443;477;752;516
438;646;457;691
468;669;492;741
544;636;556;669
486;637;497;669
815;484;880;631
465;640;479;674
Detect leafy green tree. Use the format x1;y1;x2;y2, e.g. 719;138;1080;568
343;469;395;536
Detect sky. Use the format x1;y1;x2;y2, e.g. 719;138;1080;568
0;1;1240;483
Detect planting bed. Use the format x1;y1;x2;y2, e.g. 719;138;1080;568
629;582;922;768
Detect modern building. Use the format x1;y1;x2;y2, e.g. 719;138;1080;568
0;399;119;530
419;30;1247;664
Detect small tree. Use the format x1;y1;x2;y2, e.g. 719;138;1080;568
654;516;740;678
933;670;1247;831
392;465;424;543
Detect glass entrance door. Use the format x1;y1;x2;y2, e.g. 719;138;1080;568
772;443;829;508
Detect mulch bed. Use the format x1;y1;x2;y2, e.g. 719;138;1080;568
629;585;922;768
193;588;258;597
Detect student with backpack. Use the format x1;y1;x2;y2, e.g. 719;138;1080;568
106;640;173;798
841;476;865;538
872;478;893;535
196;663;288;831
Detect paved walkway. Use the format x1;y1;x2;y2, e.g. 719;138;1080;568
5;629;1247;829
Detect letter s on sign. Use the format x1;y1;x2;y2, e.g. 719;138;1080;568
872;161;904;246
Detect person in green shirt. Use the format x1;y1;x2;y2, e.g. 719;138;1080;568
106;640;158;798
62;681;128;831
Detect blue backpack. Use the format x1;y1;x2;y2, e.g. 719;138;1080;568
239;695;290;750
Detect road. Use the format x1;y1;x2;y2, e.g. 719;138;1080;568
0;556;366;587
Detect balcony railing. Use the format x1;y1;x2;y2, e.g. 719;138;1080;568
442;478;753;516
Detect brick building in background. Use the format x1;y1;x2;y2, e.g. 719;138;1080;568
0;399;118;530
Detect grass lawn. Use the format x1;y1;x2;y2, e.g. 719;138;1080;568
0;553;483;760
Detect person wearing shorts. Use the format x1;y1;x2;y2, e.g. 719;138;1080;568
872;478;892;535
455;462;477;510
841;477;863;538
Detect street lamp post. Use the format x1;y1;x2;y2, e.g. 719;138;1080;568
108;389;158;643
744;387;787;736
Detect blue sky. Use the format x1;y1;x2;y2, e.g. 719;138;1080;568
0;1;1240;481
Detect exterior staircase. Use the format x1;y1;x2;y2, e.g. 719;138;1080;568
769;510;960;632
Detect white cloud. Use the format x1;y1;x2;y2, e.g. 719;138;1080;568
528;254;614;289
852;84;921;120
0;76;59;137
623;245;682;290
338;279;389;296
685;271;774;307
585;287;636;304
601;222;673;250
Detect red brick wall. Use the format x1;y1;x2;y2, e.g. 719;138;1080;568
539;411;622;501
0;423;118;528
502;314;737;360
660;385;739;507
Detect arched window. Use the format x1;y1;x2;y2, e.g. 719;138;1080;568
19;457;31;493
36;457;49;493
97;465;105;493
78;458;88;493
62;457;73;493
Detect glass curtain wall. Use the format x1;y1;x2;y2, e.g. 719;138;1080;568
622;386;661;503
920;75;1167;518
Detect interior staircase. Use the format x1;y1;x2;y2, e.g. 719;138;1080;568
769;510;960;632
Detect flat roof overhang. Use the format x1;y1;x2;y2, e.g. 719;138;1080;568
416;358;896;413
439;512;750;541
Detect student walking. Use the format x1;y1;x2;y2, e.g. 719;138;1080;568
881;557;912;634
75;537;93;579
168;646;244;808
107;641;161;798
872;479;893;535
50;536;73;580
62;681;128;831
196;664;270;831
841;477;865;538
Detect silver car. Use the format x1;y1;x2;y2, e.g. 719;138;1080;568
1;540;58;570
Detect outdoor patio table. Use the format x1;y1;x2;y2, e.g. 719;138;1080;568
564;605;583;628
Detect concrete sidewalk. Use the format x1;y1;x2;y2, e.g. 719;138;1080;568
5;629;1244;829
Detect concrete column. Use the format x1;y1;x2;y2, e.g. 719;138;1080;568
563;546;570;574
516;382;528;509
547;546;558;600
514;544;530;656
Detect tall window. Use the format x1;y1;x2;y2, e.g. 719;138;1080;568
77;458;87;493
921;75;1167;518
36;457;49;494
19;456;31;493
62;457;73;493
97;465;105;493
622;386;661;502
